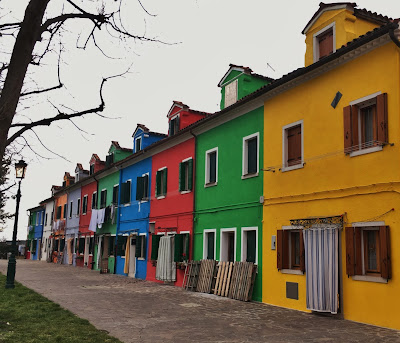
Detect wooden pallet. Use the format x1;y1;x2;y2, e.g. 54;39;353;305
183;260;201;291
213;261;233;296
228;261;257;302
196;259;216;293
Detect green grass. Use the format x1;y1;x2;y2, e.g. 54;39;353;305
0;273;122;343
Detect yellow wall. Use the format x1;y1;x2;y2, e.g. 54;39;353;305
304;9;379;67
263;42;400;330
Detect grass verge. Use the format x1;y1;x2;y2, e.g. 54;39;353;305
0;273;122;343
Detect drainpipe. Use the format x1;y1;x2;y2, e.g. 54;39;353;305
189;129;197;261
389;23;400;48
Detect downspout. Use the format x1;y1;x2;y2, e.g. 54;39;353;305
189;129;197;261
92;174;98;270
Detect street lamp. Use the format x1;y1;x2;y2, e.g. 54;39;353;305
5;159;27;289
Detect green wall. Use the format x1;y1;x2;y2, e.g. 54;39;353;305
194;106;264;301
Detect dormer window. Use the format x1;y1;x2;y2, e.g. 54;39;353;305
135;137;142;152
169;115;180;136
225;79;238;107
89;164;95;175
313;23;335;62
105;153;114;166
75;173;79;182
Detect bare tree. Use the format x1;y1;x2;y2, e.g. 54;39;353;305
0;0;163;164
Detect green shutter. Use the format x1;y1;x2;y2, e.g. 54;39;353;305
136;176;144;201
151;235;161;260
174;234;183;262
163;168;168;195
156;171;161;197
121;182;130;204
188;159;193;191
142;235;147;259
207;232;214;259
184;233;190;261
113;186;119;204
246;231;256;263
135;236;142;258
179;162;183;192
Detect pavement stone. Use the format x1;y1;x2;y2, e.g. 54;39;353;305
1;259;399;343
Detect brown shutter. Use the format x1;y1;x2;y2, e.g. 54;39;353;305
345;227;355;276
277;230;283;270
376;93;388;144
299;229;305;273
343;105;352;152
287;125;301;166
351;104;359;151
354;227;362;275
380;226;391;280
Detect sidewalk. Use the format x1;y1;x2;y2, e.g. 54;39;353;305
1;260;399;343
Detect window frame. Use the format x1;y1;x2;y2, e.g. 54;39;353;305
282;120;304;172
76;198;81;216
313;22;336;62
203;229;217;260
169;114;180;136
91;191;97;209
140;174;149;202
224;79;238;107
82;195;88;215
100;189;107;208
69;201;73;218
156;167;167;199
220;228;236;263
137;233;147;260
242;132;259;179
135;136;142;152
205;147;218;186
112;184;119;205
180;157;193;194
278;226;305;275
241;227;258;265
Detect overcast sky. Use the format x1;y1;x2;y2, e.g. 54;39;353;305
2;0;400;240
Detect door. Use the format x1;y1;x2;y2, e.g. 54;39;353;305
84;236;90;265
101;236;109;273
128;236;136;277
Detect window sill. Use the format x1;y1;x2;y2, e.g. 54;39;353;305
156;196;166;200
137;257;145;261
122;203;130;207
281;163;304;173
281;269;304;275
349;145;382;157
180;190;192;194
242;172;258;180
204;182;217;188
351;275;388;284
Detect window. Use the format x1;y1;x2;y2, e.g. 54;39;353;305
313;23;335;62
76;198;81;215
45;213;48;226
344;92;388;156
116;236;128;257
78;237;85;254
282;120;303;172
51;211;54;225
135;235;147;259
225;79;238;107
82;195;88;214
35;214;39;226
179;158;193;192
169;116;180;136
277;228;305;273
63;204;67;219
91;192;97;209
345;225;391;281
241;227;258;264
136;175;149;201
75;172;79;182
112;185;119;205
174;233;190;262
120;180;132;204
108;236;116;256
203;230;216;260
150;234;162;260
89;164;95;175
205;148;218;185
89;237;94;255
220;228;236;262
100;189;107;208
105;154;114;166
242;133;259;177
69;201;73;218
156;168;167;198
135;137;142;152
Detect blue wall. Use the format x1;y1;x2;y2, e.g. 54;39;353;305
32;209;45;260
116;156;153;279
133;129;166;153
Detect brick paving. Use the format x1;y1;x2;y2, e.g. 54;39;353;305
1;259;399;343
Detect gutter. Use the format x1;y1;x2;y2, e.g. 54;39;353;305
189;129;197;261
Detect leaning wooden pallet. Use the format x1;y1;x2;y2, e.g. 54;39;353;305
197;259;215;293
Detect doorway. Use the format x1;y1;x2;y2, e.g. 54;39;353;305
128;236;136;277
84;236;90;266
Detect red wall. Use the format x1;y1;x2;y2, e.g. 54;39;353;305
147;137;195;286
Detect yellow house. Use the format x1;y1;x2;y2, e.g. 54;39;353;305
259;3;400;330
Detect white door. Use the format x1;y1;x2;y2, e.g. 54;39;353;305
128;236;136;277
84;236;89;265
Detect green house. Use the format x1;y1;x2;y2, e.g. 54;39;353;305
193;65;272;301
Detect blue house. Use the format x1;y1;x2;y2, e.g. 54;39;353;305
28;206;45;260
115;124;166;278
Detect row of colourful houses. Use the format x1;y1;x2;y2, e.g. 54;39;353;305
26;3;400;330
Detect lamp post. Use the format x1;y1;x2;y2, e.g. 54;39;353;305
5;159;27;289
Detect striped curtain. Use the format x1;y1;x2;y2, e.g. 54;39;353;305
304;227;338;314
156;236;176;282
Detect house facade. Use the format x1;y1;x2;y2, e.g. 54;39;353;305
39;197;54;262
262;3;400;330
27;206;44;260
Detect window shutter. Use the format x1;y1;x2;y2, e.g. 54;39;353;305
120;182;129;204
351;104;359;150
354;227;363;275
116;236;127;256
143;175;148;199
209;152;216;183
168;120;173;136
246;230;256;263
151;235;161;260
379;226;391;279
287;125;301;166
179;162;184;192
156;171;161;197
207;232;214;259
163;168;168;195
343;105;352;152
299;230;305;272
79;238;85;254
135;236;142;258
345;227;355;276
113;186;119;204
142;235;147;259
184;233;189;260
277;230;283;269
176;116;180;132
188;159;193;191
174;234;183;262
376;93;388;144
247;137;258;174
136;176;144;201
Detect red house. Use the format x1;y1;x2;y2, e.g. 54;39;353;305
147;101;209;286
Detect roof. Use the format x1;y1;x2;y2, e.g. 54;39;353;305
218;64;274;87
167;100;212;118
132;123;166;138
302;2;392;35
27;205;44;212
110;141;131;152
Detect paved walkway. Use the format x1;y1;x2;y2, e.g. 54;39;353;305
1;260;399;343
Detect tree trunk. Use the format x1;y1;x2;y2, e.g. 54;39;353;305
0;0;50;161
